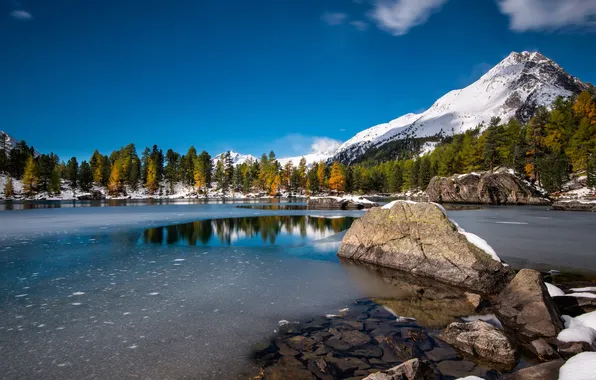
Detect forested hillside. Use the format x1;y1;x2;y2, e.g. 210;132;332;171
2;91;595;199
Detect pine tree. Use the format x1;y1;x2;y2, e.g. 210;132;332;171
64;157;79;189
328;161;345;193
269;174;281;196
214;160;226;191
573;91;596;124
79;161;93;192
0;132;7;173
298;158;307;189
4;177;14;197
22;156;38;197
49;166;61;194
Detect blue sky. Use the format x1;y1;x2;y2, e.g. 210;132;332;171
1;0;595;161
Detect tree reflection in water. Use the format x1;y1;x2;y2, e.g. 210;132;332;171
141;216;356;246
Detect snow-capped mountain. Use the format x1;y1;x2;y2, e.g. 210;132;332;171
333;51;591;163
213;151;258;166
277;140;341;167
0;131;20;151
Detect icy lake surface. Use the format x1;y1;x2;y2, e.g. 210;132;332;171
0;201;595;379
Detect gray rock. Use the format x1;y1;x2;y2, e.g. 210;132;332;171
351;345;384;358
528;339;559;361
426;171;550;205
439;320;518;366
337;201;514;294
504;359;565;380
557;341;595;359
425;346;459;362
307;358;336;380
552;200;596;212
436;360;486;378
306;197;378;210
495;269;564;343
363;358;435;380
285;336;317;352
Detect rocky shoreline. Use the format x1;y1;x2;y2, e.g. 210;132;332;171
246;201;596;379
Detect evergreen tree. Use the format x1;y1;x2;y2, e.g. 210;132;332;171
49;166;61;194
308;163;320;194
0;132;7;173
22;156;38;197
214;160;226;191
328;161;345;192
298;158;307;189
588;154;596;188
79;161;93;192
164;149;180;191
388;163;403;193
4;177;14;197
64;157;79;189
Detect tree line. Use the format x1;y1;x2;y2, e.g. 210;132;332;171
2;90;595;197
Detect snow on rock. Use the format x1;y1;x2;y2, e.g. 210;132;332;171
333;51;589;163
558;352;596;380
545;283;565;297
570;287;596;292
431;202;501;262
557;311;596;344
566;292;596;299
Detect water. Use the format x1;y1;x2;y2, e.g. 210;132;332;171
1;202;596;379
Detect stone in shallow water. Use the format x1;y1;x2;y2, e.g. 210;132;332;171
263;365;316;380
275;338;299;357
436;360;485;378
363;358;435;380
425;346;459;362
285;336;317;352
378;335;421;363
351;344;384;358
326;356;371;374
306;358;336;380
439;320;518;366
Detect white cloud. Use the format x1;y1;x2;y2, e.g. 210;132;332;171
310;137;342;154
10;10;32;20
350;20;369;31
497;0;596;31
321;12;348;26
370;0;448;36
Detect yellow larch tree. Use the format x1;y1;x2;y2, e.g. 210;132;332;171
328;161;345;193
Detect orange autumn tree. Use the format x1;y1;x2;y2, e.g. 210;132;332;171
328;161;345;193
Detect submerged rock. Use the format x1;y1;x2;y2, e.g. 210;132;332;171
426;171;550;205
306;196;378;210
363;358;435;380
439;320;518;366
337;201;514;294
495;269;564;346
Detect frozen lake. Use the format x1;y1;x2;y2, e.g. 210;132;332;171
1;201;595;379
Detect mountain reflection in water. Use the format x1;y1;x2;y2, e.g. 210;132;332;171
141;216;356;246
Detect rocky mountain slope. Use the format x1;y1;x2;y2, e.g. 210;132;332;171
333;51;591;163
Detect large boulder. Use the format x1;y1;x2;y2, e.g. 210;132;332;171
439;320;518;366
363;358;435;380
307;196;378;210
337;201;514;294
426;171;550;205
495;269;564;344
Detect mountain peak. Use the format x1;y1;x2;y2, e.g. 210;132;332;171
333;51;590;164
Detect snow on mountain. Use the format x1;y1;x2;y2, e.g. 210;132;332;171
213;151;258;166
278;140;341;167
333;51;591;163
0;131;20;151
